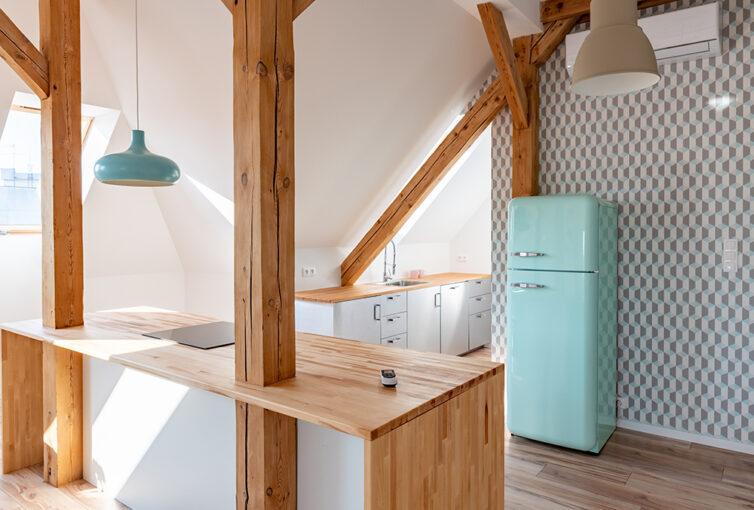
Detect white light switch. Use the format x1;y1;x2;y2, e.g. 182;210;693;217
723;239;738;273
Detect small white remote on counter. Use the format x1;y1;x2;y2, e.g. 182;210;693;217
380;369;397;387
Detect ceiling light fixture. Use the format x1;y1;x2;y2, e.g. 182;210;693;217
94;0;180;187
571;0;660;96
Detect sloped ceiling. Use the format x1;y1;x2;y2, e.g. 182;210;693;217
79;0;494;264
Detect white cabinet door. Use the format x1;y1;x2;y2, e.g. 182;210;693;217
469;310;492;350
333;296;382;344
441;283;468;355
407;286;441;353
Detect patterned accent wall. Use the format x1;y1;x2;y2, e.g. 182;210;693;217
484;0;753;445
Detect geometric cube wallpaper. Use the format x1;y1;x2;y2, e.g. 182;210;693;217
478;0;752;445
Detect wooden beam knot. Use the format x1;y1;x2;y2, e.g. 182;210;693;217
281;62;294;81
255;61;268;76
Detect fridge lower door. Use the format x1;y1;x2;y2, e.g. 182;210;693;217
507;270;598;451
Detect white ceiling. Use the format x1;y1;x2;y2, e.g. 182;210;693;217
453;0;542;37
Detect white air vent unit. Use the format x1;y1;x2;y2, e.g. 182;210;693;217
566;2;721;76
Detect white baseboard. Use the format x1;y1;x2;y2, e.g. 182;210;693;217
617;419;754;456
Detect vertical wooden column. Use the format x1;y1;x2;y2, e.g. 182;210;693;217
39;0;84;329
511;35;539;198
1;331;43;474
233;0;297;508
42;344;83;487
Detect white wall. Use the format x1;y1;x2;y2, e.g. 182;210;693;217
449;197;492;273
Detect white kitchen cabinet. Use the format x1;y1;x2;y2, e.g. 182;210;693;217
333;296;382;344
468;293;491;315
381;312;407;338
406;286;441;353
440;283;468;355
381;333;407;349
466;278;491;296
296;276;490;356
469;309;492;350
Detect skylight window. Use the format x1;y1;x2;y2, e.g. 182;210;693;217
0;102;93;233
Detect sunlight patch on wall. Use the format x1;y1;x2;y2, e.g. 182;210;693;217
91;368;188;496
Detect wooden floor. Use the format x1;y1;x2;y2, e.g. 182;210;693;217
468;346;754;510
0;345;749;509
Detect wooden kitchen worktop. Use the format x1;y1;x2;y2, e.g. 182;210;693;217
294;272;491;303
1;308;500;440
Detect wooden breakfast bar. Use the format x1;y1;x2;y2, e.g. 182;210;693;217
1;309;504;509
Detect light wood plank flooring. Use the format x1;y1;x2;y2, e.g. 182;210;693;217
465;346;754;510
0;346;749;509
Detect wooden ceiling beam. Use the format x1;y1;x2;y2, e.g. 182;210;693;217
0;8;49;99
340;78;508;286
478;3;528;129
541;0;681;24
530;18;579;66
222;0;314;20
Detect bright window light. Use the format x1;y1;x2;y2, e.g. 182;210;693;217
0;98;95;231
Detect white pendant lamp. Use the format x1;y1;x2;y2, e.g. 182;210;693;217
571;0;660;96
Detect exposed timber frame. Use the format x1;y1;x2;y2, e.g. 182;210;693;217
340;78;508;286
339;2;584;283
540;0;682;23
0;0;84;489
0;9;49;98
232;0;299;507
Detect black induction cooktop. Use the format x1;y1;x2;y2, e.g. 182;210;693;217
142;321;234;350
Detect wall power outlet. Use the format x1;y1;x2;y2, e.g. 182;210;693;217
302;266;316;278
456;254;468;263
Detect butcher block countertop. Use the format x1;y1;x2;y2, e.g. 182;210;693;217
294;272;491;303
1;308;501;440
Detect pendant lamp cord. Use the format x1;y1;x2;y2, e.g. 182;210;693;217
134;0;140;130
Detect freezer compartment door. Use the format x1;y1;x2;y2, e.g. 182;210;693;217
508;195;599;272
506;270;598;451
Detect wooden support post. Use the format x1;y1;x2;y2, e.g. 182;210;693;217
42;344;83;488
39;0;84;329
233;0;297;507
1;331;43;474
236;403;297;510
511;36;539;198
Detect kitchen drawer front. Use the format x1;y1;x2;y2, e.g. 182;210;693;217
381;333;407;349
469;310;492;350
381;291;407;315
381;312;407;338
466;278;491;297
468;293;491;315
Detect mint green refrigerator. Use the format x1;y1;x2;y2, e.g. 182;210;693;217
506;195;617;453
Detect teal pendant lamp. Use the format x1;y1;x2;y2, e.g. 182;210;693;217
94;0;180;187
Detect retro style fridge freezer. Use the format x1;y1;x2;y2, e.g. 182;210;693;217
506;195;618;453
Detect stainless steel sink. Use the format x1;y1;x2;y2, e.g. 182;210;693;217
378;280;425;287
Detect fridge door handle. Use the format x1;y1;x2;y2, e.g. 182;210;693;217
511;283;545;289
513;251;545;257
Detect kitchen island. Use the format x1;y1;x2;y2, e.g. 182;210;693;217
1;308;504;509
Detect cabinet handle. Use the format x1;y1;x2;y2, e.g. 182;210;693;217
475;297;483;301
512;283;544;289
387;296;394;300
374;304;381;320
387;318;395;323
476;314;483;319
434;293;441;307
513;252;545;257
